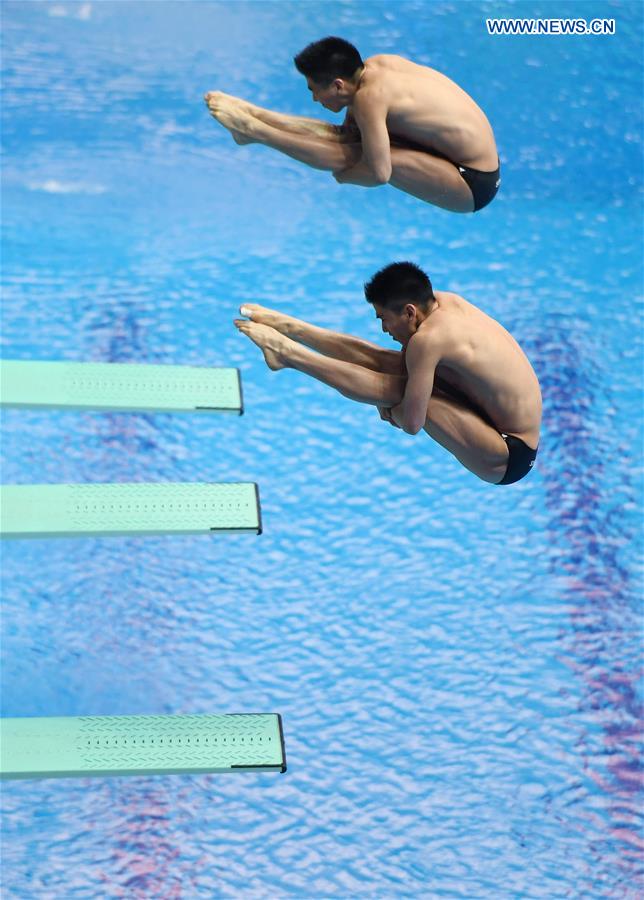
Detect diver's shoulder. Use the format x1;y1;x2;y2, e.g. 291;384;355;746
434;289;464;300
433;290;469;312
416;310;452;348
364;53;415;73
365;53;404;64
426;293;471;342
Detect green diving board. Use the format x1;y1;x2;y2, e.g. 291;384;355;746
0;714;287;779
0;482;262;538
0;360;243;414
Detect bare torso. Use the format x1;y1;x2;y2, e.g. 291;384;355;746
417;291;542;447
350;55;498;170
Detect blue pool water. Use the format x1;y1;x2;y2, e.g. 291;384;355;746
1;1;642;897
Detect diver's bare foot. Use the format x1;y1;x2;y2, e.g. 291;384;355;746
234;320;289;371
204;90;238;110
204;92;256;139
238;304;300;338
204;91;255;115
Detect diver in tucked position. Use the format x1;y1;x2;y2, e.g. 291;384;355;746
205;36;500;213
234;262;541;485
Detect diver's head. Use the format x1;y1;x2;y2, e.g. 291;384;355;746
294;37;364;112
364;262;436;346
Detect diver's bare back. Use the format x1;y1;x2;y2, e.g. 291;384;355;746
421;292;542;446
356;55;498;170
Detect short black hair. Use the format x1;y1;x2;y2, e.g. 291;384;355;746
364;262;435;312
294;37;363;86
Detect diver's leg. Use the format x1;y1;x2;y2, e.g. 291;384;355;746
238;304;404;375
234;320;405;404
206;96;361;171
336;147;475;212
205;92;353;141
423;393;509;483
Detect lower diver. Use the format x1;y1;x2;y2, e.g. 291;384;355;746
234;262;541;485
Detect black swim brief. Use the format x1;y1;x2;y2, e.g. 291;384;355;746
457;161;501;212
498;434;537;485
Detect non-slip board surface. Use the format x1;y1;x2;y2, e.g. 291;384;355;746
0;482;262;537
0;714;287;778
0;360;243;413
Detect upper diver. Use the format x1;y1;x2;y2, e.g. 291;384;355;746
205;36;500;213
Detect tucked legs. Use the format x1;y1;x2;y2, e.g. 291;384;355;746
206;93;474;212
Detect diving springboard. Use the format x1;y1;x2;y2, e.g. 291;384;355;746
0;714;287;779
0;482;262;538
0;360;243;414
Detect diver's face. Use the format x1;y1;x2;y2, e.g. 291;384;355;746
372;304;415;346
306;77;346;112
